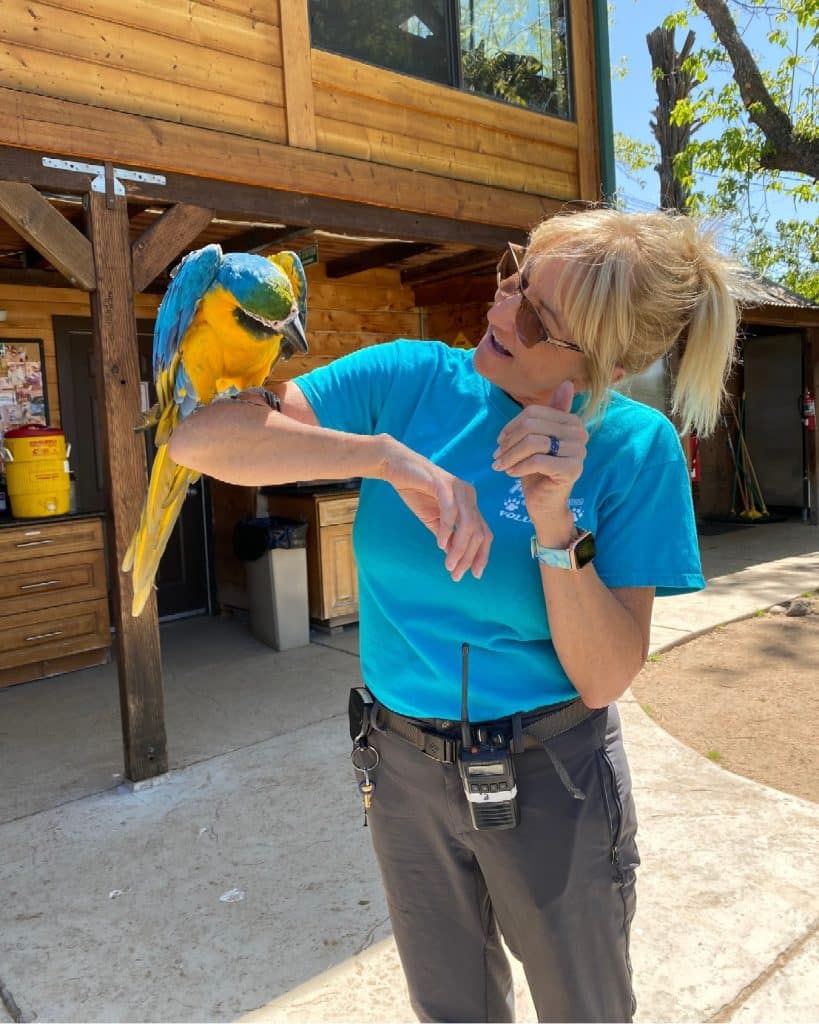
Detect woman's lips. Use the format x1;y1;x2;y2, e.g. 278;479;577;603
489;329;513;358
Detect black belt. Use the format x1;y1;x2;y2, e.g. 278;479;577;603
373;698;596;766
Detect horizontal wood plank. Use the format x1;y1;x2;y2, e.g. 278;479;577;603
311;49;579;146
25;0;281;59
1;0;284;101
0;89;567;230
313;86;578;174
316;117;576;198
0;44;287;143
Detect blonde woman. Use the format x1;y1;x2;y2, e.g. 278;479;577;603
171;208;741;1023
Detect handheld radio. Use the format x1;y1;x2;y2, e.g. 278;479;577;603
457;643;519;830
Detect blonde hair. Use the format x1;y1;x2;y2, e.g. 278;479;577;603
527;207;745;436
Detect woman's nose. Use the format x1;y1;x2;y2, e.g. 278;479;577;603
487;291;519;331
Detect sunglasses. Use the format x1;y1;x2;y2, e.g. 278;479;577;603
496;243;584;353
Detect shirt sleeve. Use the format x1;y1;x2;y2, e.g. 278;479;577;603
592;431;704;597
292;340;411;435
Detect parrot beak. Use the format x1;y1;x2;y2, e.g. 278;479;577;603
279;312;309;360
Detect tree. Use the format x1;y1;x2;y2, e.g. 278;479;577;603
617;0;819;299
647;26;699;211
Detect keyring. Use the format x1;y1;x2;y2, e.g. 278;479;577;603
351;744;380;774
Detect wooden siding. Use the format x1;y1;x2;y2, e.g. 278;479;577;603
311;50;580;200
1;0;603;224
0;0;287;144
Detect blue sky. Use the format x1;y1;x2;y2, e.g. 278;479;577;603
606;0;817;237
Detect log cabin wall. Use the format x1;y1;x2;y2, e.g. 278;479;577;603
1;0;288;147
1;1;602;217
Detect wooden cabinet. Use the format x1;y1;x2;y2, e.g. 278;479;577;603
265;490;359;630
0;516;111;687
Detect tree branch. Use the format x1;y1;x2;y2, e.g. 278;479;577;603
693;0;819;179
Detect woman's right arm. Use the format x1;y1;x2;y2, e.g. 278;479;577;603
168;382;493;580
168;381;388;488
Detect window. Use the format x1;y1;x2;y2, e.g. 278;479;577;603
308;0;572;120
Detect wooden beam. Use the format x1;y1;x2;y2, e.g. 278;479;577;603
220;225;306;253
85;189;167;782
0;181;96;290
131;202;214;293
279;0;317;150
326;242;438;279
0;144;533;249
401;249;498;286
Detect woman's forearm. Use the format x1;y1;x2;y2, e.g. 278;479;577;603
540;567;649;707
533;510;651;707
167;400;390;487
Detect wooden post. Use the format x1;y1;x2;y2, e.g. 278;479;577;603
85;187;168;781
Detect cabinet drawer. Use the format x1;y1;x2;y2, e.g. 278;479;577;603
0;549;107;615
0;518;104;564
318;496;359;527
0;598;110;673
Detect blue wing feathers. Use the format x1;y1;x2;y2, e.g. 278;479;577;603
153;244;223;381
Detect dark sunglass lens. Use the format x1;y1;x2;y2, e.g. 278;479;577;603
516;298;545;348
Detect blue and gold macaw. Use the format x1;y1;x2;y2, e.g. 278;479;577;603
123;244;308;616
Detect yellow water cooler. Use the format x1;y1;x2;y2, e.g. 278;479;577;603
3;425;71;518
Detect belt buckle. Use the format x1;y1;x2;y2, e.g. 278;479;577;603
421;732;457;764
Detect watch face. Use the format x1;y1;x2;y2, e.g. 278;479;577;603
573;532;596;568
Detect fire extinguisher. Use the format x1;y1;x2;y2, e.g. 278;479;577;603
803;388;816;432
689;431;700;483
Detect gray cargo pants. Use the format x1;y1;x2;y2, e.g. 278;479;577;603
362;704;639;1023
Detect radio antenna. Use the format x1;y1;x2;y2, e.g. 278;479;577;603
460;642;472;749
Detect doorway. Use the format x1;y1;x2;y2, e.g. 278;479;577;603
742;331;807;514
54;316;213;619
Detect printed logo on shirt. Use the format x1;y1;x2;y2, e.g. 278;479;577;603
498;482;586;527
569;497;585;523
498;480;531;524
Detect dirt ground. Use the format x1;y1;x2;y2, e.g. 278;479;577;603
631;592;819;804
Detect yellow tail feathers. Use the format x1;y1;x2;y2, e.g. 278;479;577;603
123;442;200;616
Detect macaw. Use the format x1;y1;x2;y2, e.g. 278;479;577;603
123;244;308;617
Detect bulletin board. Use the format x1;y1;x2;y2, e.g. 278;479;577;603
0;339;48;431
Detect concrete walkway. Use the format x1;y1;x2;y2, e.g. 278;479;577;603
0;521;817;1023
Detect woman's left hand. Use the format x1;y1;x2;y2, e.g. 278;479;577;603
491;380;588;532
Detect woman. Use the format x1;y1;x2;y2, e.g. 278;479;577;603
170;208;742;1023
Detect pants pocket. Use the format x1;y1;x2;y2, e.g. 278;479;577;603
596;743;640;881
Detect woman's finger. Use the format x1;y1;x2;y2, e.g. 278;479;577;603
494;435;586;472
449;530;486;582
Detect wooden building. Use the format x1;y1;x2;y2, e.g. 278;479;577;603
0;0;615;780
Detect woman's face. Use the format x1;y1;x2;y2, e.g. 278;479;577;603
473;255;593;406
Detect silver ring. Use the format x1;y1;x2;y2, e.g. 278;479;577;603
548;435;561;457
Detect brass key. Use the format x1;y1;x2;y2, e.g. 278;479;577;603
358;772;375;827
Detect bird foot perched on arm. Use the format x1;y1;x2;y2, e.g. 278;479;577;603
211;387;281;411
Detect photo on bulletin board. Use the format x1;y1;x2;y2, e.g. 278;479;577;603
0;339;48;431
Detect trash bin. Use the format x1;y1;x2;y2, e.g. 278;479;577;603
233;516;310;651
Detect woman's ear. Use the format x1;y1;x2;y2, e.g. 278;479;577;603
610;366;626;386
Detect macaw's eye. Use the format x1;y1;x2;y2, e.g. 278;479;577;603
233;306;277;338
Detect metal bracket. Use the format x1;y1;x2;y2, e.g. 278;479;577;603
42;157;166;195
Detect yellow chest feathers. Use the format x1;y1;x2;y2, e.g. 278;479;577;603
182;288;281;400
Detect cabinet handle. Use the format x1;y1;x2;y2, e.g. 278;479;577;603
20;580;61;591
24;630;64;642
15;539;55;548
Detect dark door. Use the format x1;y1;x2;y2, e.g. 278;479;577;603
54;317;212;619
743;333;806;511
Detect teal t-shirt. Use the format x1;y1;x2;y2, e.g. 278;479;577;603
295;340;703;721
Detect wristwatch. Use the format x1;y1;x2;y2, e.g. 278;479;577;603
530;530;595;570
